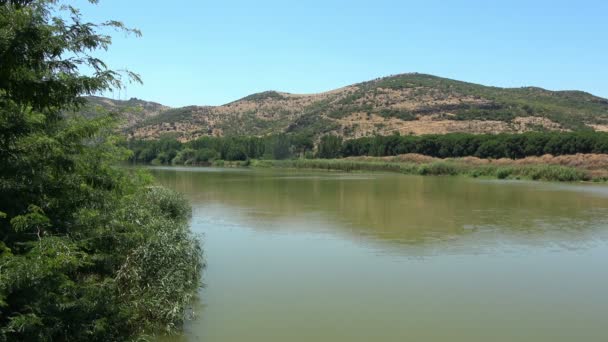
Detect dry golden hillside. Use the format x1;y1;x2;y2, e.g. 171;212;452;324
85;73;608;141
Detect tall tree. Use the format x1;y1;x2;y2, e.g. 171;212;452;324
0;1;203;341
317;134;343;159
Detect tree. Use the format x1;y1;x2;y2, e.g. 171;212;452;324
172;147;197;165
272;133;292;160
290;133;314;158
0;1;203;340
317;134;343;159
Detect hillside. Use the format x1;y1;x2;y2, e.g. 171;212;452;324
86;74;608;141
78;96;169;127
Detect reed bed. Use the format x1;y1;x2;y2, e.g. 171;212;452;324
251;155;604;182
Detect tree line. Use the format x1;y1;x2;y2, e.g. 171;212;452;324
127;131;608;165
127;133;315;164
340;131;608;159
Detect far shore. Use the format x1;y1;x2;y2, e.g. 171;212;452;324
162;153;608;183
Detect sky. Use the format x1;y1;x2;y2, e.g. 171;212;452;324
75;0;608;107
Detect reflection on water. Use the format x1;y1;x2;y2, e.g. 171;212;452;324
152;167;608;342
153;167;608;251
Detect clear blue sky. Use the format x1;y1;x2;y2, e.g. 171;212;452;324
77;0;608;107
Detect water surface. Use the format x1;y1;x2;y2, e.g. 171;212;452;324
152;167;608;342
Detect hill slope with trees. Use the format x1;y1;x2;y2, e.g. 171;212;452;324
90;73;608;141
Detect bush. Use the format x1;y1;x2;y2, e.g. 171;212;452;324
516;165;589;182
194;148;220;163
114;187;203;334
128;132;608;165
495;168;513;179
418;162;460;176
172;148;197;165
252;158;592;182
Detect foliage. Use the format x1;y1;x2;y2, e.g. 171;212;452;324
127;133;315;165
126;131;608;173
253;159;592;182
172;148;197;165
239;91;285;102
284;111;339;136
341;132;608;159
114;187;203;334
0;1;203;341
317;135;343;159
377;109;417;121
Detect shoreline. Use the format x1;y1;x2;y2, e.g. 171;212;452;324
205;154;608;183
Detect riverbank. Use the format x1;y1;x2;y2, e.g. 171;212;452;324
247;153;608;182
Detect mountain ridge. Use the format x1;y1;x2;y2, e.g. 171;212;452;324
84;73;608;141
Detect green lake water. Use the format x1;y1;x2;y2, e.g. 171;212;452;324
151;167;608;342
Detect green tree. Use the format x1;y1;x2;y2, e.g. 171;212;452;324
172;147;197;165
194;147;220;163
0;1;203;341
272;133;292;160
317;134;343;159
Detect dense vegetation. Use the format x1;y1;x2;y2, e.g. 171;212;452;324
0;1;203;341
340;131;608;159
252;159;593;182
126;131;608;166
127;133;315;165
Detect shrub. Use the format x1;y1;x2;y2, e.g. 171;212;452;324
418;162;460;176
172;148;197;165
194;148;220;163
114;187;203;334
495;168;513;179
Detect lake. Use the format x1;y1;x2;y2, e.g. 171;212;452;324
152;167;608;342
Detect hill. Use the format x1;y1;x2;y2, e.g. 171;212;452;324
78;96;169;127
84;73;608;141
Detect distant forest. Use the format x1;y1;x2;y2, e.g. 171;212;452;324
126;131;608;165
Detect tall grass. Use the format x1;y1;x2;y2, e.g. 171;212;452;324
250;159;592;182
